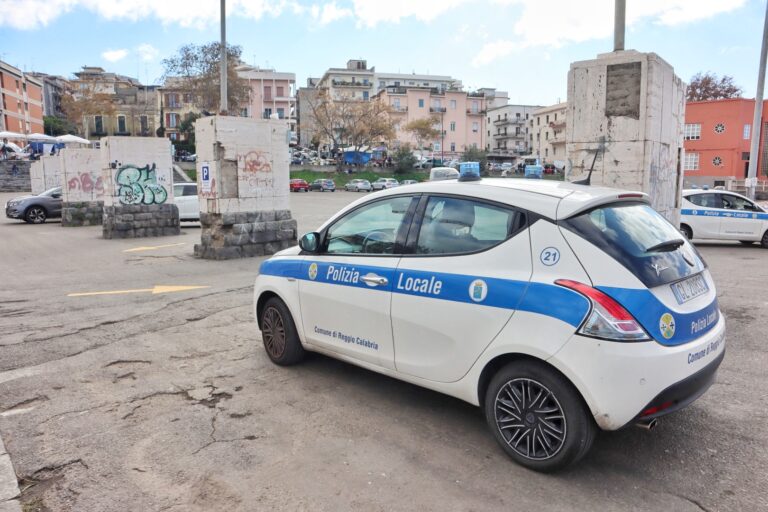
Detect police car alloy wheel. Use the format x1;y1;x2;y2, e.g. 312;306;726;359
260;298;305;365
484;360;595;472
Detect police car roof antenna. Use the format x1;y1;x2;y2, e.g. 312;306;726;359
572;137;606;186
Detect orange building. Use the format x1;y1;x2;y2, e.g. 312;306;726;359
0;60;44;136
683;98;768;187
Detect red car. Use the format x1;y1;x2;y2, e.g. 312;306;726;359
290;178;309;192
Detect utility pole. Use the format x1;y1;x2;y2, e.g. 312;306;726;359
746;0;768;200
614;0;625;51
219;0;228;115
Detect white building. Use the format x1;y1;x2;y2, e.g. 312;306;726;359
530;102;567;165
487;104;541;157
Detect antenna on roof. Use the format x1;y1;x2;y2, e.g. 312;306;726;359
572;136;606;186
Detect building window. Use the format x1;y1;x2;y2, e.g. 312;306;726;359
472;122;479;133
418;99;424;108
546;115;550;123
553;147;557;156
433;142;441;151
537;117;540;126
684;152;699;170
450;121;456;132
94;115;103;134
393;98;400;109
545;132;549;140
712;156;723;166
409;81;415;86
471;101;479;114
451;142;456;152
277;108;285;119
117;115;126;133
744;124;751;140
742;152;750;161
554;113;558;121
714;123;725;134
169;132;178;141
140;115;148;135
394;81;400;86
363;91;369;100
264;108;272;119
545;148;549;157
525;113;529;120
276;86;284;97
684;123;701;140
165;93;180;108
450;99;456;109
379;81;385;88
264;86;272;100
167;113;179;128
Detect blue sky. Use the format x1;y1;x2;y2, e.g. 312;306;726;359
0;0;763;105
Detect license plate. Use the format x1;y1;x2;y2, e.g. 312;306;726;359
671;274;709;304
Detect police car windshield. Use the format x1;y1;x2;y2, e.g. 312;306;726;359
562;202;705;288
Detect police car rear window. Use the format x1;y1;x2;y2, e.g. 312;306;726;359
561;202;705;288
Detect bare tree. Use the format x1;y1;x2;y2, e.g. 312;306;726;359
161;42;249;114
404;117;440;156
687;72;743;102
60;84;116;137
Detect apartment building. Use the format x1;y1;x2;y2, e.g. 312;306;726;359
297;78;321;147
236;65;296;133
376;86;489;159
0;60;44;135
530;102;567;164
683;98;768;188
487;104;541;157
26;72;69;119
158;77;199;142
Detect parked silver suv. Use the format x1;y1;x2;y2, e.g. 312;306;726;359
5;187;63;224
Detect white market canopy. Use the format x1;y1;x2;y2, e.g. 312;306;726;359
55;134;92;145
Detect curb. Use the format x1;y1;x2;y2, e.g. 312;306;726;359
0;435;21;512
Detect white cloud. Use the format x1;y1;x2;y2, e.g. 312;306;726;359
311;2;353;25
136;43;159;62
350;0;471;27
473;0;749;66
101;48;129;62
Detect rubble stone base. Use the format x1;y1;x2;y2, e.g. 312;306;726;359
62;201;104;227
103;204;180;239
194;210;297;260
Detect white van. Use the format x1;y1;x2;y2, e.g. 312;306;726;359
429;167;459;181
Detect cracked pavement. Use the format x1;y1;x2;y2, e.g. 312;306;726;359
1;191;767;511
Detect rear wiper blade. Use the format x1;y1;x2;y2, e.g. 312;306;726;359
645;239;685;253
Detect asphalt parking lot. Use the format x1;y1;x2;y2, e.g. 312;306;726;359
1;189;767;512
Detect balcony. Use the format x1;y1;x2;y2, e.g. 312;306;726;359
386;87;407;95
467;92;485;98
390;106;408;113
466;109;485;115
430;107;446;113
332;79;371;88
494;117;524;125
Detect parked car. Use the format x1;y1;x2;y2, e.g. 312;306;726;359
680;189;768;247
172;182;199;221
254;178;724;472
371;178;399;190
309;179;336;192
400;180;419;186
5;187;62;224
345;179;372;192
429;167;459;181
290;179;310;192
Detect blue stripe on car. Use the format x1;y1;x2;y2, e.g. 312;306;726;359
681;208;768;220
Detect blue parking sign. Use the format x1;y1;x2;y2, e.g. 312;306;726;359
201;163;211;193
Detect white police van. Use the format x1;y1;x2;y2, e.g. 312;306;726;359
253;173;725;472
680;189;768;247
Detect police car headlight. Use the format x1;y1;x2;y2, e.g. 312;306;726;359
556;279;650;342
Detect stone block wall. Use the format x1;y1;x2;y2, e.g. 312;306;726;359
194;210;297;260
0;161;31;192
103;204;180;239
62;201;104;227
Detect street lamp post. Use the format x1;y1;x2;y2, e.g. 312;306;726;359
441;111;445;163
220;0;228;114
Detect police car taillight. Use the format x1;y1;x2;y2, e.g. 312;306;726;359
555;279;650;342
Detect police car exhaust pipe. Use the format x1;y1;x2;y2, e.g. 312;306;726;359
635;418;659;431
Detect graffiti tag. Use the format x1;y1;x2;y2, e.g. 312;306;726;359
238;151;274;192
116;164;168;205
67;172;104;196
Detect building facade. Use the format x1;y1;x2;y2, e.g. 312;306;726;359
0;60;44;135
236;65;296;132
530;102;567;164
487;104;541;158
27;72;69;119
683;98;768;187
158;78;200;142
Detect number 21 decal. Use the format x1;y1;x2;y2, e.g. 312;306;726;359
540;247;561;266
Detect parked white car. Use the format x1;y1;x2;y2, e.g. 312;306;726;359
680;189;768;247
371;178;399;190
173;182;199;221
345;179;372;192
254;178;725;471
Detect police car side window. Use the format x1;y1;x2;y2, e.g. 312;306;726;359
416;197;515;255
721;195;755;211
688;194;721;208
325;196;413;255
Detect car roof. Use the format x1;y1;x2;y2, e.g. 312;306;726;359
368;178;649;220
682;188;745;198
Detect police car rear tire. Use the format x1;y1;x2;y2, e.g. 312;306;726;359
260;297;305;366
484;360;595;472
680;224;693;240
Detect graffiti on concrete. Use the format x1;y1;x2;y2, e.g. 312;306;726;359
116;164;168;205
238;151;273;192
67;172;104;196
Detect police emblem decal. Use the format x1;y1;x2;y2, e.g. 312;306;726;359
308;262;318;280
469;279;488;302
659;312;676;339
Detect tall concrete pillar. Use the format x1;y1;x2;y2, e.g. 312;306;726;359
100;137;180;239
60;148;104;227
193;116;297;259
566;50;686;224
30;154;62;194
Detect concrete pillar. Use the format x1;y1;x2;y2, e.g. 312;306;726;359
60;148;104;227
30;155;62;194
100;137;180;239
566;50;686;225
193;116;296;259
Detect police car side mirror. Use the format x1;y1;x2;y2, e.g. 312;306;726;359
299;232;320;253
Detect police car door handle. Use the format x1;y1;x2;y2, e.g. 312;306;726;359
361;274;388;286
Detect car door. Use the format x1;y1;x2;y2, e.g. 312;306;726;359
173;184;191;219
718;193;764;240
684;193;723;239
299;194;419;369
49;188;63;216
390;195;532;383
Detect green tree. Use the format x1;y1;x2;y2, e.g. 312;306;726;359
178;112;201;149
404;117;440;155
161;42;249;114
43;116;76;136
462;146;488;173
393;144;417;174
687;72;743;102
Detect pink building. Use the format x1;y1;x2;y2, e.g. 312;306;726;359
236;65;296;134
376;86;489;159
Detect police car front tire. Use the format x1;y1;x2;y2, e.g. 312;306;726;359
680;224;693;240
260;297;305;366
484;360;595;472
762;230;768;248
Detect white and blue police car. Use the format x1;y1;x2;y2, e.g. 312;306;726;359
680;188;768;247
253;171;725;472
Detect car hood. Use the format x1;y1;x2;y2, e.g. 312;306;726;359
8;195;36;202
